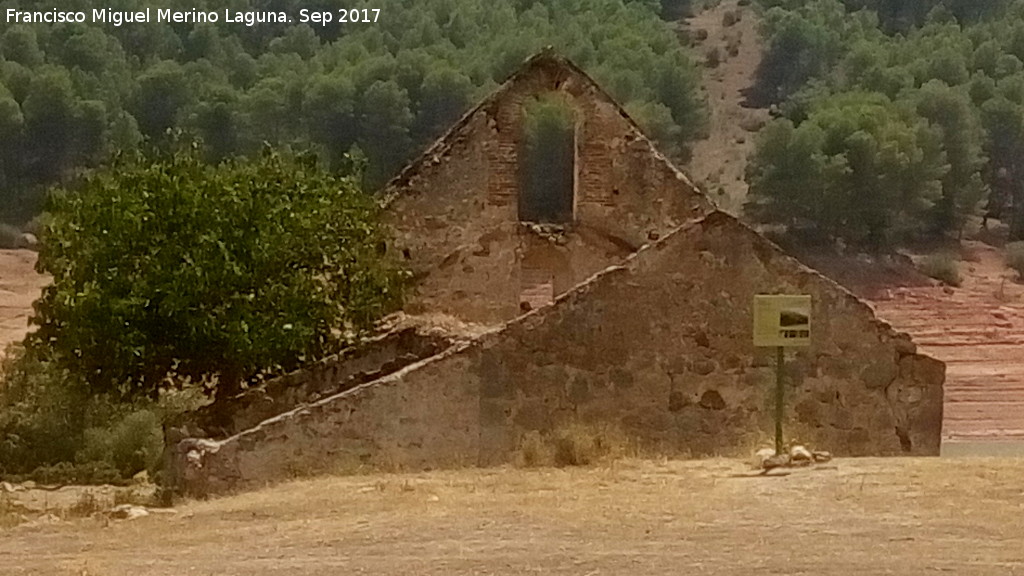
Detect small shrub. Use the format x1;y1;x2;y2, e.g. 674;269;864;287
514;423;631;468
705;47;722;68
0;347;172;484
0;348;91;476
28;461;123;485
694;29;709;42
552;425;602;467
919;253;962;286
1006;242;1024;280
78;410;164;479
737;0;751;6
722;10;740;27
515;431;553;468
0;492;25;529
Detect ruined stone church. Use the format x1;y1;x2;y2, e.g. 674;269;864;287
173;53;944;495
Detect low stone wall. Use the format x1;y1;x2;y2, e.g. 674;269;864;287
172;344;484;496
184;327;456;438
174;212;944;496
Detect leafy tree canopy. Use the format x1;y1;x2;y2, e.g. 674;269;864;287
747;92;946;249
29;143;405;403
749;0;1024;244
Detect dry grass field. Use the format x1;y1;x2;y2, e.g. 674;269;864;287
2;457;1023;575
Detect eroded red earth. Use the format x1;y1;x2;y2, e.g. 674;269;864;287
867;242;1024;443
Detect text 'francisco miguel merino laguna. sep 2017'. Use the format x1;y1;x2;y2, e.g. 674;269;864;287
4;7;382;27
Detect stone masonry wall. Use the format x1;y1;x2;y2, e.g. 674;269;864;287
183;327;456;438
383;54;713;324
175;212;943;496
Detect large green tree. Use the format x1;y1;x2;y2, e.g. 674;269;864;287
914;81;988;236
30;144;405;405
747;92;946;249
752;0;1024;243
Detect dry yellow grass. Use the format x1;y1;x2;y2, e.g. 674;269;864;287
2;457;1023;575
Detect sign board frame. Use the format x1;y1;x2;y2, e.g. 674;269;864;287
752;294;812;456
753;295;812;348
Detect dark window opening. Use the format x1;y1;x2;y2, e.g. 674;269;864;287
518;94;576;224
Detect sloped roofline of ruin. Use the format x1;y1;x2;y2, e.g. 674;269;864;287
377;49;706;207
510;210;910;340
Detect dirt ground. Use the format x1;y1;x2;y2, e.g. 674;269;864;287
684;0;768;214
867;242;1024;443
1;458;1023;575
0;249;48;357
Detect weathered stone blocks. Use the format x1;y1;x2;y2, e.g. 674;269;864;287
173;212;944;496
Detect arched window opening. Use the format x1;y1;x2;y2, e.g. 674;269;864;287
518;94;576;224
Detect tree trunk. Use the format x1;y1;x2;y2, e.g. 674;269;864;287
210;366;244;432
1009;166;1024;241
1011;186;1024;241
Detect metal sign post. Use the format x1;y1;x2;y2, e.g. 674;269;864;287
775;346;785;455
753;295;812;456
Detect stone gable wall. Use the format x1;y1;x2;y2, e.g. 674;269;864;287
174;213;943;496
383;56;713;324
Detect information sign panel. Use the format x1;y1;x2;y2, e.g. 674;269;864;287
753;295;811;347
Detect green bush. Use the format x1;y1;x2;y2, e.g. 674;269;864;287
78;410;164;479
1006;242;1024;280
34;145;407;409
919;253;962;287
722;10;740;27
28;461;123;486
0;347;90;475
0;346;196;484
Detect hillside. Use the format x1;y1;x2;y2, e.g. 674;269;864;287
869;243;1024;445
0;250;47;356
683;0;770;214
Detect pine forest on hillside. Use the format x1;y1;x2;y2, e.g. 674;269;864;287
748;0;1024;247
0;0;705;224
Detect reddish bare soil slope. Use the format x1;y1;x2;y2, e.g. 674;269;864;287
869;243;1024;443
0;249;48;357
